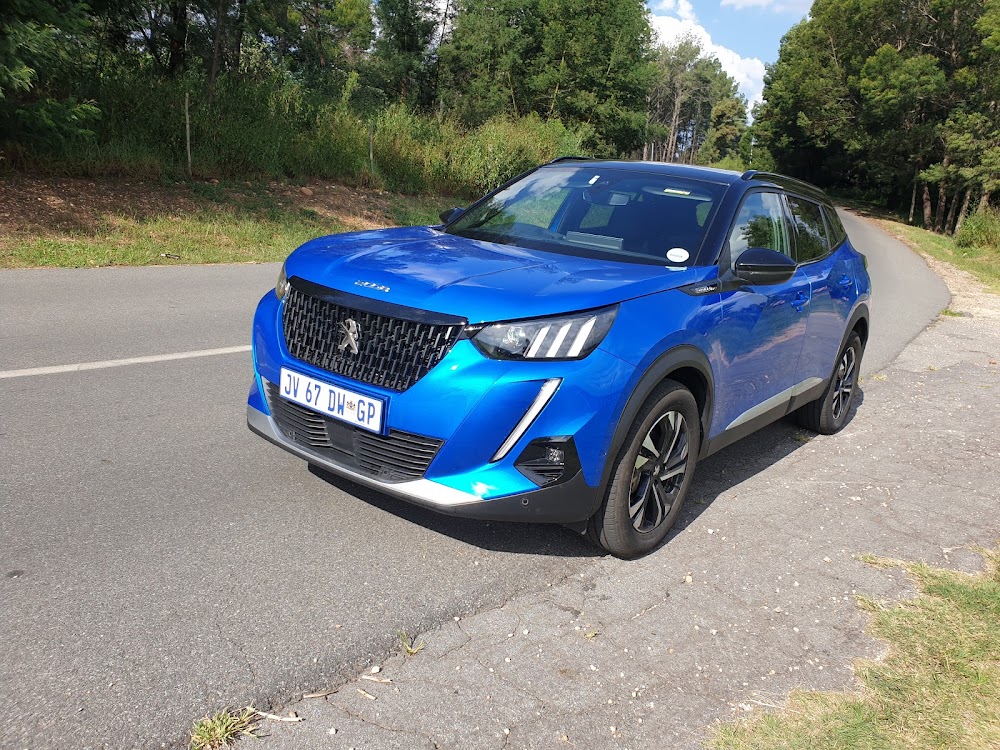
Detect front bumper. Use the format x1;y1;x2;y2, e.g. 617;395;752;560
248;402;597;523
248;287;636;524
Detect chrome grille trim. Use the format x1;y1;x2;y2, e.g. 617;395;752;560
282;279;466;392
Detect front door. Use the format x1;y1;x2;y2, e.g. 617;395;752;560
710;191;811;437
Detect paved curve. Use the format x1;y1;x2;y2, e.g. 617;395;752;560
0;213;947;748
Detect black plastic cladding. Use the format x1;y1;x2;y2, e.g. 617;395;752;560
282;283;465;392
265;382;444;481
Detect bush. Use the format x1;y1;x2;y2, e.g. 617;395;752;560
956;207;1000;250
7;67;587;197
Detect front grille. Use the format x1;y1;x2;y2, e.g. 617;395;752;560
282;279;465;392
265;382;444;481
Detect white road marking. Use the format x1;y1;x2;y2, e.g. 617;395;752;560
0;345;252;379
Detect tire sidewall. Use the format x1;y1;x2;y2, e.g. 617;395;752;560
822;332;863;433
595;382;701;558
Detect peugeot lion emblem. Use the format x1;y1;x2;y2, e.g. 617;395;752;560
338;319;361;355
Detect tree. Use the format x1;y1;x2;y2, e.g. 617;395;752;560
372;0;437;105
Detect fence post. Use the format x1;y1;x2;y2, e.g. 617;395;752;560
185;93;193;178
369;123;375;177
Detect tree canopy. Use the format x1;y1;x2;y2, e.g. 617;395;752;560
755;0;1000;229
1;0;747;177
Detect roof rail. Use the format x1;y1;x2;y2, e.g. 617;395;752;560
741;169;819;190
741;170;822;193
547;155;592;164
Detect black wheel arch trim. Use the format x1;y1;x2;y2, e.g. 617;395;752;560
841;302;870;363
587;345;715;521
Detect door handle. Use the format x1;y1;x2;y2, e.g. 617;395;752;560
838;274;854;289
792;291;809;312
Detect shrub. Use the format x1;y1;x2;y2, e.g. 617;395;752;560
956;207;1000;250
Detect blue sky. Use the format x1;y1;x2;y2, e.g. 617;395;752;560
647;0;812;108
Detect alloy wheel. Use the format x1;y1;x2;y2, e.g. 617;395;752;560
831;346;857;420
628;410;689;533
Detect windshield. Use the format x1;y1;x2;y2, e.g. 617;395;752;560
445;166;725;265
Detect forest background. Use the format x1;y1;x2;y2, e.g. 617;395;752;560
3;0;1000;241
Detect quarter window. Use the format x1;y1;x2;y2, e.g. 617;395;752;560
726;192;791;266
822;205;848;248
787;197;830;263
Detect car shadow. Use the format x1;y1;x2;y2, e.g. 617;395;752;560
307;388;866;559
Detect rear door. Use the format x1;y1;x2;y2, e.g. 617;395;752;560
711;191;812;435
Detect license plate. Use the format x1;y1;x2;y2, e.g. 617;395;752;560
278;367;385;433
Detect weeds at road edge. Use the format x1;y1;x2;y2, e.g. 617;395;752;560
398;629;425;656
711;544;1000;750
189;706;259;749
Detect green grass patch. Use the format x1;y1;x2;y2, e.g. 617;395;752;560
383;194;452;227
1;179;453;268
712;546;1000;750
1;210;334;268
189;706;259;749
876;218;1000;294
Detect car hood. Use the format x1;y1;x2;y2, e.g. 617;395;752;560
284;226;716;323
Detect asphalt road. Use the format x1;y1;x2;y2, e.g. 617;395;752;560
0;213;948;749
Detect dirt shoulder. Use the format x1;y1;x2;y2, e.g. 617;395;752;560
0;175;449;267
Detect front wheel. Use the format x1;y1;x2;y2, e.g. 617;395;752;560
795;331;864;434
589;381;700;559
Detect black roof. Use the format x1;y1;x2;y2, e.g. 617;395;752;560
541;158;830;201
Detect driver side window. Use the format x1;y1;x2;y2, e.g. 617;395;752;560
726;192;791;267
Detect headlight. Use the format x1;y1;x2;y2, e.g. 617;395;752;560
471;306;617;360
275;262;290;300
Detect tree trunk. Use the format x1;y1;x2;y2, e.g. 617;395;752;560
954;187;972;237
934;155;950;232
980;191;992;210
314;0;325;67
167;1;188;75
922;183;934;230
908;169;918;224
944;188;960;235
234;0;247;71
666;95;683;162
207;0;227;106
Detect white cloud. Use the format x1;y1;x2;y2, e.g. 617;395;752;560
649;11;767;110
720;0;811;12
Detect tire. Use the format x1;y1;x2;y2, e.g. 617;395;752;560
589;380;700;559
795;331;864;435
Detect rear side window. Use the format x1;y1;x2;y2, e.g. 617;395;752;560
787;197;830;263
726;191;791;266
823;205;848;247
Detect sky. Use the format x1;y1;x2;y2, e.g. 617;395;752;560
647;0;812;109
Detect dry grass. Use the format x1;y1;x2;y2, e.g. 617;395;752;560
712;546;1000;750
189;706;259;749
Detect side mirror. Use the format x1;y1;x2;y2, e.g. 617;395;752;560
734;247;797;285
439;207;465;225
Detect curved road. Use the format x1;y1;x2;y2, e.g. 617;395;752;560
0;213;948;748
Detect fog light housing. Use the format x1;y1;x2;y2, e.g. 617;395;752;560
514;437;580;487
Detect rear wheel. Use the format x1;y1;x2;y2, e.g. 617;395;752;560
589;381;700;558
795;331;864;434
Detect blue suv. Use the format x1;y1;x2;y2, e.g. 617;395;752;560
247;160;871;557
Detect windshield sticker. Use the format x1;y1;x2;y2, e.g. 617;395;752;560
666;247;690;263
588;175;601;185
663;188;691;196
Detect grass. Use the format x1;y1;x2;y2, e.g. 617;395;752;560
712;545;1000;750
1;179;451;268
189;706;259;749
398;629;425;656
873;218;1000;294
3;211;334;267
